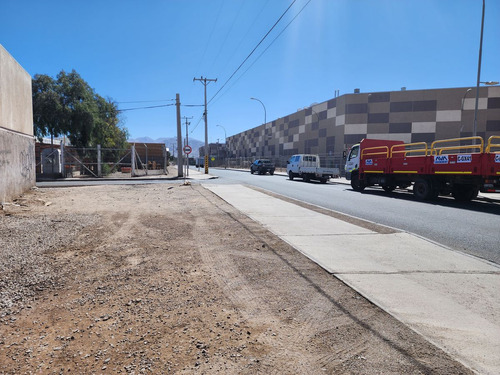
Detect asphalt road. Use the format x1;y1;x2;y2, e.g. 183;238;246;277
202;168;500;265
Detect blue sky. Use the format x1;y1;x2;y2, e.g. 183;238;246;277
2;0;499;144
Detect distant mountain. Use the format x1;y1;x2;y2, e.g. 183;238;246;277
128;137;204;157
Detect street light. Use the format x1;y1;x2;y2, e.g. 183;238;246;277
460;88;472;135
250;97;267;125
216;124;227;167
216;124;227;142
473;0;485;140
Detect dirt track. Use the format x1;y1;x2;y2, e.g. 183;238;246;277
0;183;472;374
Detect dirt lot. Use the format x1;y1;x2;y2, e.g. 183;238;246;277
0;183;472;374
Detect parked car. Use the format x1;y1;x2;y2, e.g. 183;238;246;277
250;159;275;175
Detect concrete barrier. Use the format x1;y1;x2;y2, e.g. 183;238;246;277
0;44;34;203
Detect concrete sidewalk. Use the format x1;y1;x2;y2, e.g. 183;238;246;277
205;184;500;375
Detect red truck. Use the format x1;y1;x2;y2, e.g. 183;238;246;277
344;136;500;201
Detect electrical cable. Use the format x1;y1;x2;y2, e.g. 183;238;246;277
208;0;245;74
193;0;225;79
217;0;271;77
210;0;312;106
116;99;175;104
118;103;176;112
207;0;297;105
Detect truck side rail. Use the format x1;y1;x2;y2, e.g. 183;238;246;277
486;135;500;153
431;137;484;155
390;142;428;157
361;146;389;159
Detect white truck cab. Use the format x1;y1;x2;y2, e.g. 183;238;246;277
344;144;360;180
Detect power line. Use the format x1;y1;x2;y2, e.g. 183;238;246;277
118;103;176;112
207;0;297;105
208;0;246;74
189;114;205;134
118;103;203;112
193;0;225;79
210;0;313;106
217;0;271;77
116;99;175;104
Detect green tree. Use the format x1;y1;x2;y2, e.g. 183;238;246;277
32;69;127;149
91;94;128;149
32;74;66;142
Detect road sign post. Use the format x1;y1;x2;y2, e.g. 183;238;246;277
183;145;192;177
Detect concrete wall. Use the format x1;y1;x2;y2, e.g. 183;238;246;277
0;44;35;203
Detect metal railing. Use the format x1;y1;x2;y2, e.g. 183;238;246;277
431;137;484;155
486;135;500;153
390;142;428;157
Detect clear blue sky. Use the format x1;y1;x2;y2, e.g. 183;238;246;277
2;0;499;144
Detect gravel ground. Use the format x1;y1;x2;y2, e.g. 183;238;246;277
0;184;472;374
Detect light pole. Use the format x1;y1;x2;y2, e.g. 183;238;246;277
216;124;227;167
473;0;485;140
460;88;472;135
250;97;267;125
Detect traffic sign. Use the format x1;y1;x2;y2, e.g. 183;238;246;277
183;145;192;154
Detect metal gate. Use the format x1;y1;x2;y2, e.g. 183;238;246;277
52;144;169;178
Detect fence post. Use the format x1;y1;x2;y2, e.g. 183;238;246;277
163;146;167;174
60;142;65;178
97;144;102;177
131;144;136;177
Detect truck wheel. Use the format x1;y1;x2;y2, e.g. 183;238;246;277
304;175;310;183
452;185;478;202
382;185;396;192
351;173;365;192
250;169;254;174
320;178;327;184
288;171;294;180
269;170;274;175
413;179;434;200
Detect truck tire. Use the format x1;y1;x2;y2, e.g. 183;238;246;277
351;172;365;192
382;185;396;192
288;171;294;180
413;179;434;200
304;175;310;183
452;184;479;202
320;178;327;184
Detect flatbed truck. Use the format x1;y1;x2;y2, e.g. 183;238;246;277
287;154;340;183
345;136;500;201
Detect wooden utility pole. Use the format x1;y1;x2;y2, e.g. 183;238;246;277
176;93;183;177
193;76;217;174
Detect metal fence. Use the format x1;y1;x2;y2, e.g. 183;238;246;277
43;144;170;178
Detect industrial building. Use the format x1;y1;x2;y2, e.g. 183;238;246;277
227;86;500;171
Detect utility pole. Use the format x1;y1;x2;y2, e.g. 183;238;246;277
176;93;183;178
193;76;217;174
182;116;193;177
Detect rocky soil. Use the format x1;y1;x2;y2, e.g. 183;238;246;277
0;183;472;374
